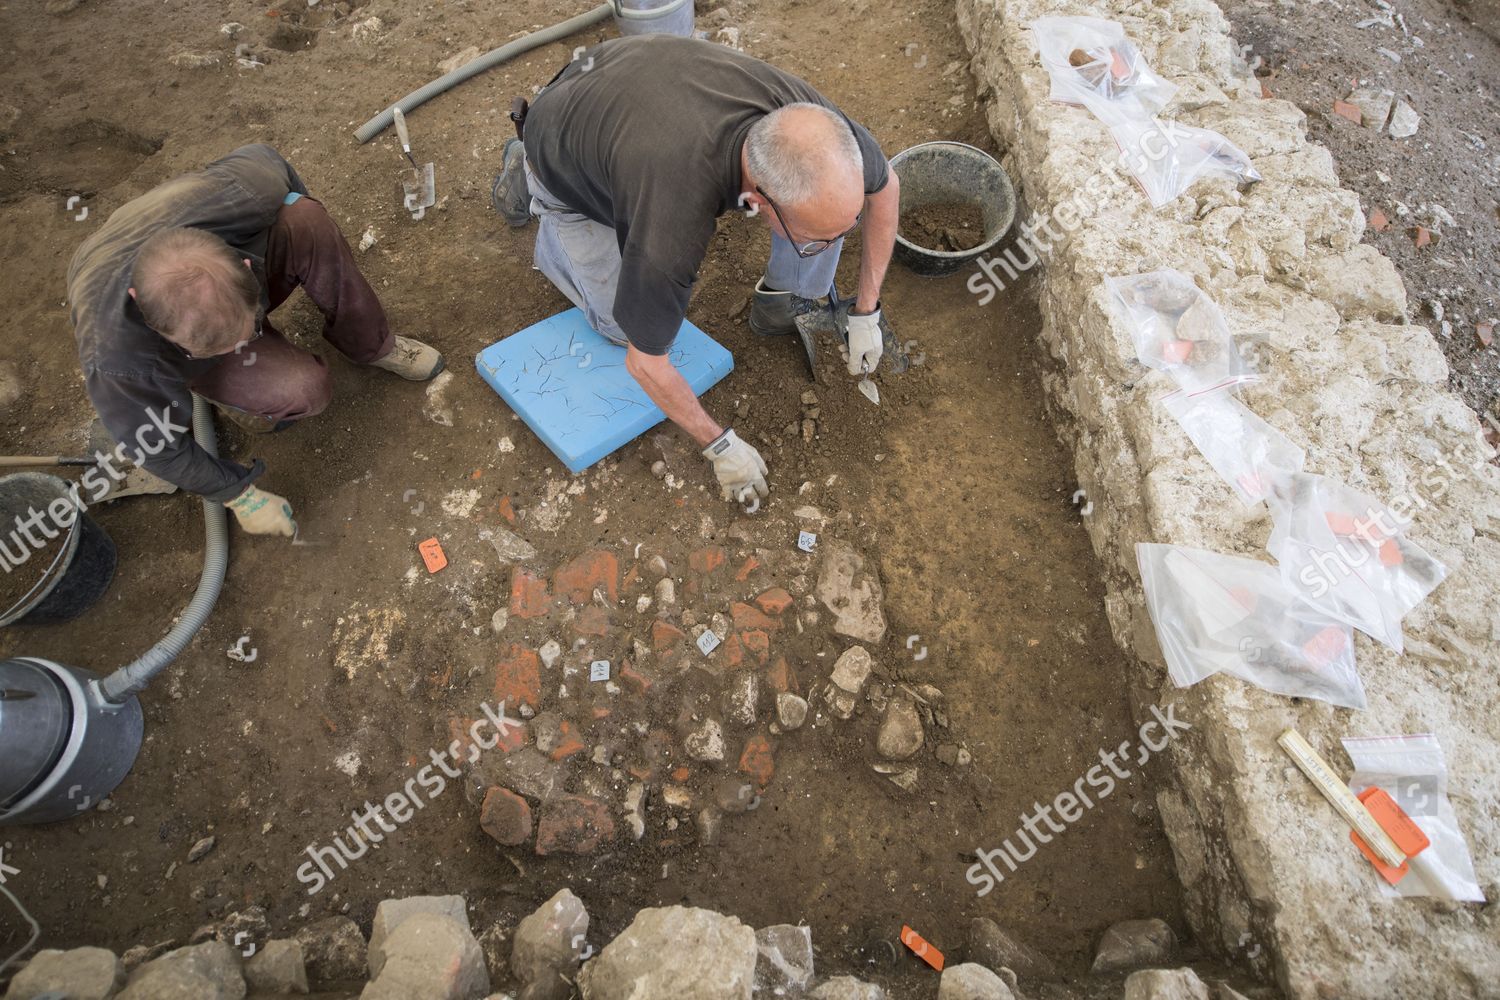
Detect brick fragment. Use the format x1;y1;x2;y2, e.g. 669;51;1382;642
535;795;616;855
510;569;551;619
554;549;619;604
494;644;542;709
739;733;775;790
754;588;794;615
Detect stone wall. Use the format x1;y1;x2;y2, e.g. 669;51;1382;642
954;1;1500;997
3;891;1116;999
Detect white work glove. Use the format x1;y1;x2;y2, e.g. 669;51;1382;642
225;484;296;537
846;307;885;376
702;428;768;504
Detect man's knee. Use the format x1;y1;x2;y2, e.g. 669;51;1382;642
229;357;332;423
284;360;334;420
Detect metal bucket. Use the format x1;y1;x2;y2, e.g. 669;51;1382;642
0;472;118;628
612;0;694;37
890;141;1017;277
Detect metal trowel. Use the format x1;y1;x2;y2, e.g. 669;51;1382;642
392;107;435;220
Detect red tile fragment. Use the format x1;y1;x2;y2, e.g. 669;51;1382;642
494;643;542;710
739;733;775;790
1332;100;1362;124
754;588;794;615
510;569;551;619
554;549;619;605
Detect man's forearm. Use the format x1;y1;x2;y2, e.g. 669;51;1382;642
855;174;900;313
625;345;723;446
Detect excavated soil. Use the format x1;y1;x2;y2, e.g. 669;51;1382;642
899;201;988;252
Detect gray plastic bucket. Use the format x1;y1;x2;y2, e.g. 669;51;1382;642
0;472;118;628
890;141;1017;277
613;0;694;37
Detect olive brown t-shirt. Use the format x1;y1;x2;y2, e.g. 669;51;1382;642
523;34;889;354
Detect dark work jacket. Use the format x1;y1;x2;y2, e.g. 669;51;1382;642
66;144;307;500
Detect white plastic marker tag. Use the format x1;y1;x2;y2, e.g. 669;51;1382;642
797;530;817;552
589;660;610;682
696;630;721;655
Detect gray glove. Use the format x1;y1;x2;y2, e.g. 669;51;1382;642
845;306;886;376
702;428;768;503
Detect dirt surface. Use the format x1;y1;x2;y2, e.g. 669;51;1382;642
900;201;988;252
1224;0;1500;428
0;0;1193;994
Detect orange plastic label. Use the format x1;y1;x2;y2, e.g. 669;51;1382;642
1161;339;1195;364
1350;786;1430;885
1325;511;1360;535
1302;625;1348;668
419;537;447;574
900;925;944;972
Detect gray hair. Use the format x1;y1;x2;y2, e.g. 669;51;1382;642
133;227;259;356
745;102;863;208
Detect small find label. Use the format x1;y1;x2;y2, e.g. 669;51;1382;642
797;530;817;552
589;660;610;682
696;630;721;655
1351;786;1431;885
900;925;944;971
419;537;447;573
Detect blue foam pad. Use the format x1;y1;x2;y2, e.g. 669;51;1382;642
475;308;734;474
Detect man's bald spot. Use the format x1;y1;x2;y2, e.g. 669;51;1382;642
132;227;259;355
772;106;864;208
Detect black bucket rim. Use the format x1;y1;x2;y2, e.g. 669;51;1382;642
0;472;85;627
890;140;1017;273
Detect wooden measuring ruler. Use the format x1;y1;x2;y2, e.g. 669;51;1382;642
1278;728;1406;869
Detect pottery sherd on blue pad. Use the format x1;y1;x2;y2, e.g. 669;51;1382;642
475;308;734;474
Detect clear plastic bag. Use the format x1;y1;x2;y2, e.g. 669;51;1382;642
1265;472;1449;653
1162;389;1305;505
1108;117;1262;209
1342;734;1485;901
1031;16;1177;121
1031;16;1259;208
1137;543;1366;709
1105;270;1256;393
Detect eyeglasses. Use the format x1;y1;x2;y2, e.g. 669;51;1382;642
755;186;861;258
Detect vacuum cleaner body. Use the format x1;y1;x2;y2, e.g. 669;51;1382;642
0;657;143;825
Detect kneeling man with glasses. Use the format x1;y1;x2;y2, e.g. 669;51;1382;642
493;34;900;507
